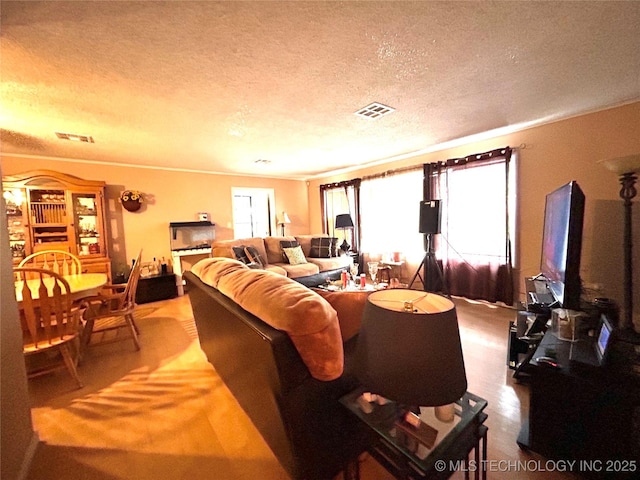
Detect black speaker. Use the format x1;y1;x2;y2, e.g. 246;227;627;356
419;200;441;234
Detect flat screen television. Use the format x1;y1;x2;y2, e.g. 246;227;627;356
539;181;585;310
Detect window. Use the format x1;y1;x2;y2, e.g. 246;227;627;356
320;180;360;251
231;188;275;238
427;148;515;304
360;169;424;261
441;160;510;263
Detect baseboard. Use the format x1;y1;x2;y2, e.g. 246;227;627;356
16;431;40;480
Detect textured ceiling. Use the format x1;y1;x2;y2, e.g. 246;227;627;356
1;1;639;179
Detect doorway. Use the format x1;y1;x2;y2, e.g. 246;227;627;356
231;188;276;238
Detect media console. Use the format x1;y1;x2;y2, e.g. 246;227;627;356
517;329;640;478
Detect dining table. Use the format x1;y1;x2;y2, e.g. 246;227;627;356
14;272;108;305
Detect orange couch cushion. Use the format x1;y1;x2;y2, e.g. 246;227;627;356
263;235;297;265
313;289;371;342
191;257;344;381
191;257;249;288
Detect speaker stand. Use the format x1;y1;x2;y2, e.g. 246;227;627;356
408;234;447;295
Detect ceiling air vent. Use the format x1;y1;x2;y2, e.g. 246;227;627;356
254;159;271;164
55;132;95;143
354;102;395;120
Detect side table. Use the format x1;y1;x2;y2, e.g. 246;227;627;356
340;388;488;480
136;272;178;304
379;260;405;282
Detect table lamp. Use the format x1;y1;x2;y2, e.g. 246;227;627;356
354;289;467;423
335;213;354;252
599;153;640;332
277;211;291;236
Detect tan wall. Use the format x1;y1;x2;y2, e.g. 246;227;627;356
2;102;640;310
308;102;640;312
1;168;37;480
0;158;309;275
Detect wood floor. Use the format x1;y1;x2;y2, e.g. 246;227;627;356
25;294;583;480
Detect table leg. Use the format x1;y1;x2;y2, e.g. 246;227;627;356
475;440;480;480
343;457;360;480
480;426;488;480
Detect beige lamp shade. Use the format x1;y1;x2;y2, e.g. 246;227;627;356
599;154;640;175
278;212;291;225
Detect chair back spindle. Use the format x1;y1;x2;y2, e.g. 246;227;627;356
81;249;143;351
19;250;82;276
14;267;83;388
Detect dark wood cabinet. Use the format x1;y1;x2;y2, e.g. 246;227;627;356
136;273;177;304
518;330;640;477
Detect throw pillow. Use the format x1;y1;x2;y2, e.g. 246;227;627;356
283;245;307;265
330;237;339;257
309;237;333;258
231;245;250;264
244;246;265;268
280;240;300;263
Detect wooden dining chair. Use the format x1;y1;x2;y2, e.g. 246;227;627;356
19;250;82;276
14;267;84;388
81;250;143;351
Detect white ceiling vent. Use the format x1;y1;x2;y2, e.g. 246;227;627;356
55;132;95;143
254;159;271;164
354;102;395;120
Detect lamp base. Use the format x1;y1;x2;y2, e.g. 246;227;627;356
340;239;351;253
394;415;438;449
434;403;455;423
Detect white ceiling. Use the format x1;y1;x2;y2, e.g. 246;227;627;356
1;1;639;180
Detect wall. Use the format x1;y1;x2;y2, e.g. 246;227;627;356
1;170;38;480
308;102;640;321
0;158;309;275
2;102;640;316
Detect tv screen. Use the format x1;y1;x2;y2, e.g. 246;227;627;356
539;181;585;310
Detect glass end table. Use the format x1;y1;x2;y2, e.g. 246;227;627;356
340;388;488;480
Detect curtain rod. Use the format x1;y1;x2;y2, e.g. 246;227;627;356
319;178;361;190
321;146;512;187
361;163;423;182
428;147;512;168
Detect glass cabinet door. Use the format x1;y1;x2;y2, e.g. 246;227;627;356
28;189;69;248
3;188;28;260
72;192;102;256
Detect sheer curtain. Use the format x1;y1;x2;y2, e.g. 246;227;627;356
320;180;360;251
360;169;424;263
427;148;515;304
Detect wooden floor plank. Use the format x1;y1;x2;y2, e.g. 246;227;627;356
25;294;581;480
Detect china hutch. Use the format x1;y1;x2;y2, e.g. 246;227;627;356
3;170;111;280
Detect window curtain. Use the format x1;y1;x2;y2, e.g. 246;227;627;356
320;179;361;251
425;147;515;305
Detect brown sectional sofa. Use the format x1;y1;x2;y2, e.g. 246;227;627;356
186;257;371;480
211;234;353;286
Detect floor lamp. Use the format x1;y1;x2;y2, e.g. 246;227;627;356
600;154;640;332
